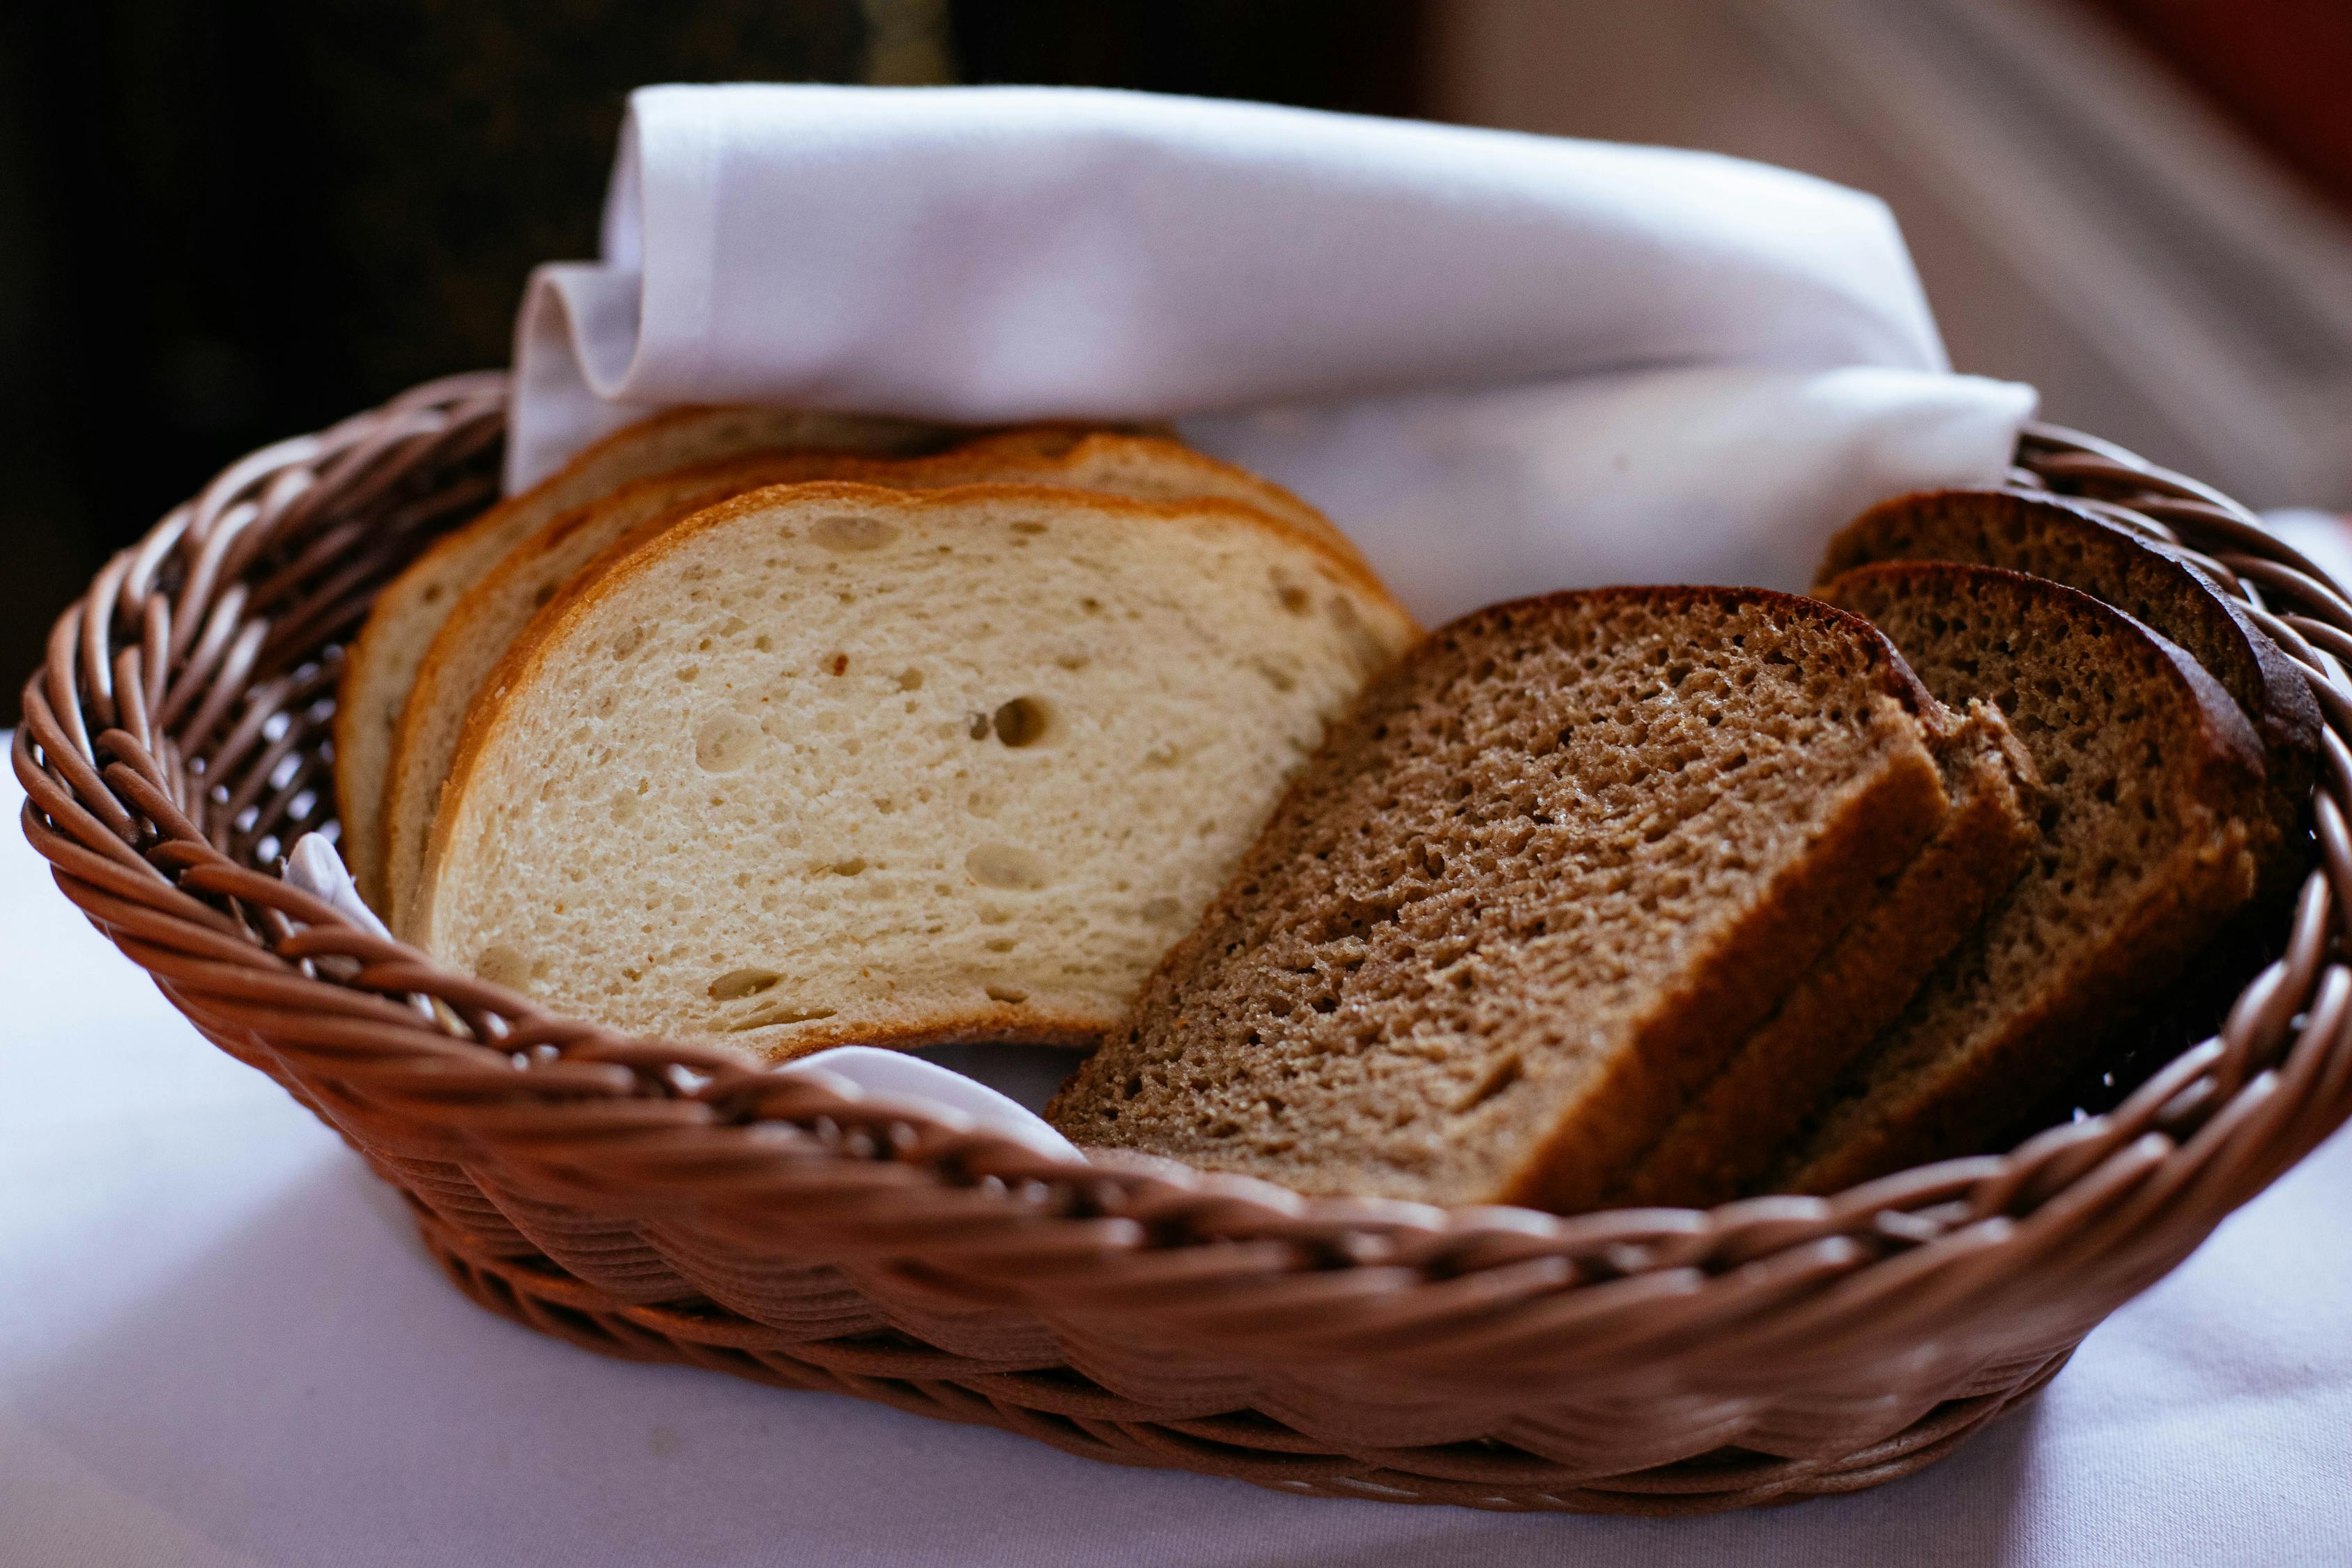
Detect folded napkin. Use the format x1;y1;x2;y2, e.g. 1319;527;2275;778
512;84;2035;619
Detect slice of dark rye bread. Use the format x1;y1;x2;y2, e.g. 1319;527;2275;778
1819;488;2318;873
1611;703;2036;1208
1778;562;2270;1194
1048;586;1990;1212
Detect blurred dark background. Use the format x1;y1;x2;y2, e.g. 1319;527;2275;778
3;0;2348;723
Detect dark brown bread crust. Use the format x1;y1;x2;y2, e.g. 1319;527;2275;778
1613;702;2037;1208
1819;488;2318;876
1050;585;1953;1211
1505;747;1944;1213
1785;563;2268;1192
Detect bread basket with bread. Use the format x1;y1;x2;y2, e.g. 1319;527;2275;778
22;368;2352;1514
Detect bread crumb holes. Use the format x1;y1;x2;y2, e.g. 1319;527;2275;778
992;696;1053;747
695;712;762;772
811;514;898;552
968;844;1050;889
708;968;781;1001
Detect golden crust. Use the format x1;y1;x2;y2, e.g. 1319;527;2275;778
383;452;891;930
421;479;1417;930
383;435;1387;930
714;1009;1107;1064
410;482;1420;1061
472;477;1413;756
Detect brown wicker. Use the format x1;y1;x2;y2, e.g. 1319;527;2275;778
20;375;2352;1516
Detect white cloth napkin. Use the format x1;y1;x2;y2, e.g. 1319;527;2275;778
511;84;2036;619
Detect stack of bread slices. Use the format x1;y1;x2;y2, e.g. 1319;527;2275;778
339;411;2312;1211
341;408;1422;1059
1050;487;2314;1206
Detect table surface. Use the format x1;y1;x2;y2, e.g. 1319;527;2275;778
6;762;2350;1567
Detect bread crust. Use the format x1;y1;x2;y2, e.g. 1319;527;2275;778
335;405;962;907
411;481;1420;1059
1818;487;2317;877
1050;585;1958;1210
419;480;1417;948
677;1008;1109;1058
387;453;909;933
384;436;1378;933
1496;716;1948;1213
897;429;1366;569
1611;703;2037;1207
628;478;1407;616
1782;824;2254;1194
1784;562;2268;1192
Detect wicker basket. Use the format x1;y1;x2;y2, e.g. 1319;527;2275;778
22;372;2352;1515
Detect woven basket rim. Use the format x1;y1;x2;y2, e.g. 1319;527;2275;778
21;374;2352;1507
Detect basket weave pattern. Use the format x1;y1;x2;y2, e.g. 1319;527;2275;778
21;375;2352;1514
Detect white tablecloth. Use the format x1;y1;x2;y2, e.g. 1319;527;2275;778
5;760;2349;1566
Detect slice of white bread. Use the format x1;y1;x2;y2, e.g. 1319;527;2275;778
381;432;1359;930
934;427;1362;564
335;405;961;905
1047;587;1966;1212
408;482;1418;1059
